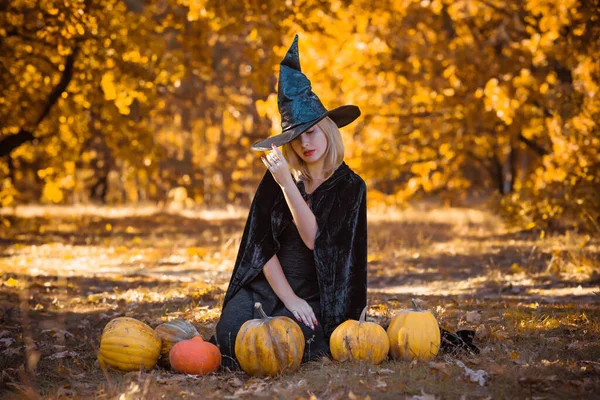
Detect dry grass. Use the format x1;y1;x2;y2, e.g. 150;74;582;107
0;204;599;399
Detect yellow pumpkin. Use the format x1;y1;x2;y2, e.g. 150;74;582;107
235;302;305;377
98;317;161;371
330;305;389;364
155;319;199;367
387;299;440;361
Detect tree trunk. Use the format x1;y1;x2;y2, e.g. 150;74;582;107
506;139;518;194
0;47;79;158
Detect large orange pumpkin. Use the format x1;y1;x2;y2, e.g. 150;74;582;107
155;319;199;367
387;299;441;361
330;306;389;364
97;317;161;372
169;336;221;375
235;302;304;377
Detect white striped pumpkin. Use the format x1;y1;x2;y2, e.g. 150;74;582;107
154;319;200;367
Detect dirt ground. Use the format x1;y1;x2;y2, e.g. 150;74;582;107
0;205;599;399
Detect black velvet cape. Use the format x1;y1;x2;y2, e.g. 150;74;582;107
221;161;367;340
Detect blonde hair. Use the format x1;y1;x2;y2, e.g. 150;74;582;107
282;116;344;184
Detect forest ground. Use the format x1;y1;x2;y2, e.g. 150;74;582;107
0;204;598;399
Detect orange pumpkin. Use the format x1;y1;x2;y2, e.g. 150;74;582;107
330;306;389;364
155;319;199;367
169;336;221;375
235;302;304;377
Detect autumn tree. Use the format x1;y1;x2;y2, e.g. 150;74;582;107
1;0;598;230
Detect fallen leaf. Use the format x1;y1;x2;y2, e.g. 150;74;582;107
428;362;451;376
407;389;437;400
377;368;394;374
233;380;268;396
4;278;18;287
47;351;79;360
295;379;307;388
487;363;505;376
466;311;481;324
568;342;583;350
187;247;209;258
3;347;22;357
456;360;487;386
229;377;243;387
508;263;524;274
319;356;333;365
475;324;489;340
375;379;387;389
41;329;75;339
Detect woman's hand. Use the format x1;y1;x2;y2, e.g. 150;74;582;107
283;294;318;331
261;144;293;187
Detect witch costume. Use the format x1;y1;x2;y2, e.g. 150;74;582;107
211;35;367;368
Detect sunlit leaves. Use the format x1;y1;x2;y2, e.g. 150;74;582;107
101;72;118;101
0;0;598;230
42;181;64;203
483;78;517;125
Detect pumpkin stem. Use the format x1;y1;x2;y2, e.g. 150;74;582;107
254;302;269;320
359;305;368;323
411;298;421;311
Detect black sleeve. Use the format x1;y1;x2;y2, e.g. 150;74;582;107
221;170;282;308
313;177;368;338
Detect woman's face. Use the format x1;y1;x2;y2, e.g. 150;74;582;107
290;122;328;164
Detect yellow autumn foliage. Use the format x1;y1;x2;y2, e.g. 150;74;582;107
0;0;597;230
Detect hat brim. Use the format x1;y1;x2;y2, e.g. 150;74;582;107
251;105;361;151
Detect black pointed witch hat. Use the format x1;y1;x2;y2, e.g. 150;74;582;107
251;35;361;151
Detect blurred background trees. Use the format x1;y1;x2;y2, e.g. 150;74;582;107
1;0;598;231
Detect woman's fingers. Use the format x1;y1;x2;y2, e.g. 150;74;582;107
297;311;308;328
302;307;315;330
274;149;287;165
296;308;309;329
265;153;278;168
263;146;288;175
300;312;310;329
289;304;316;330
272;145;285;161
305;317;313;330
310;310;318;327
268;153;278;165
292;310;301;322
261;156;271;169
269;145;286;164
